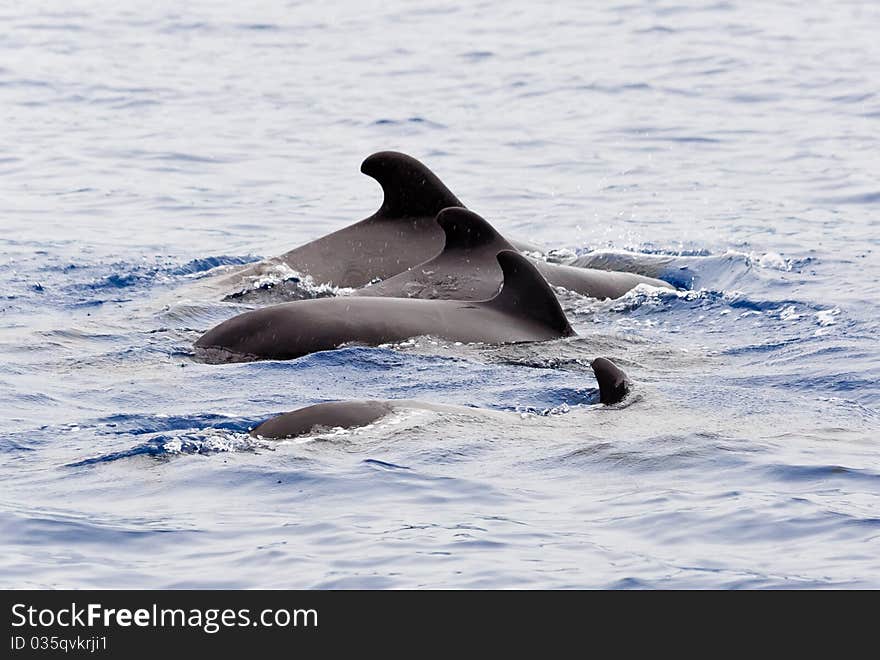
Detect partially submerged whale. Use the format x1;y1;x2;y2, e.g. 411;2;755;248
195;250;574;362
570;249;760;291
217;151;540;292
590;357;630;405
357;208;673;300
249;358;631;439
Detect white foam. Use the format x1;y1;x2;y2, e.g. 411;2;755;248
237;262;354;297
752;251;791;271
815;307;840;327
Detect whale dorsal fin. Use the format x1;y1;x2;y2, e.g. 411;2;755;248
486;250;574;337
590;357;630;404
360;151;463;219
436;207;513;252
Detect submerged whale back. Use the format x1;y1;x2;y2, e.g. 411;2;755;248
195;251;575;362
251;400;395;438
250;358;632;440
590;357;630;404
358;207;673;300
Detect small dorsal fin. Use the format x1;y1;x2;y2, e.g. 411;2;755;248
590;357;630;404
486;251;574;337
436;207;513;252
360;151;463;219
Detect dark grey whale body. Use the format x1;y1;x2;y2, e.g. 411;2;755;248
251;400;397;439
195;251;574;362
249;358;631;439
225;151;539;290
358;208;673;300
590;357;630;405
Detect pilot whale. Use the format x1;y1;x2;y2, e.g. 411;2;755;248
217;151;541;292
195;250;575;362
249;358;631;439
357;207;673;300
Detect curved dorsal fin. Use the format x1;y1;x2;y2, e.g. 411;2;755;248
486;250;574;337
590;357;630;404
436;207;513;252
360;151;463;219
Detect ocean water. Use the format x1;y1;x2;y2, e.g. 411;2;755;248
1;0;878;588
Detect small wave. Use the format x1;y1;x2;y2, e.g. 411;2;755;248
0;437;37;453
370;117;446;130
0;510;195;548
142;151;223;164
635;25;677;34
68;429;272;467
765;463;880;484
378;336;485;352
557;283;849;356
54;255;257;303
237;23;281;31
90;272;153;289
110;99;161;110
628;246;714;257
515;402;573;417
170;255;257;277
156;301;247;332
461;50;494;60
815;308;841;327
539;431;742;473
568;248;811;290
222;262;350;303
96;412;253;436
595;284;839;325
504;385;598;412
816;191;880;205
363;458;411;470
192;341;445;367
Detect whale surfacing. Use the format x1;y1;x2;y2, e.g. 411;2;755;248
223;151;462;289
251;400;396;438
590;357;630;405
217;152;541;293
249;358;631;439
195;250;574;363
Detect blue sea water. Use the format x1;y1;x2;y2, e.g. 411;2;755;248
1;0;878;588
